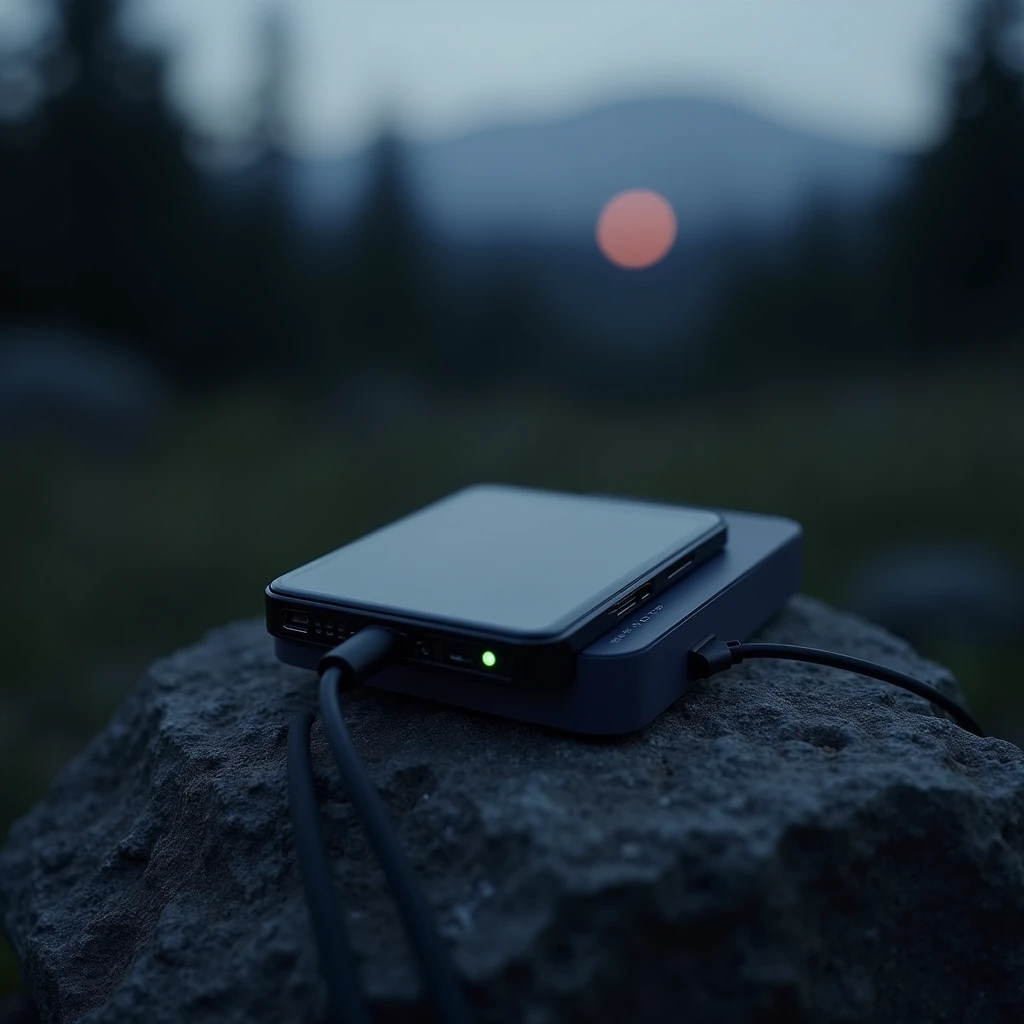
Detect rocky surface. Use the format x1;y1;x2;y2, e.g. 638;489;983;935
2;596;1023;1023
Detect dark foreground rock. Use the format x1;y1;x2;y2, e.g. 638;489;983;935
2;596;1023;1024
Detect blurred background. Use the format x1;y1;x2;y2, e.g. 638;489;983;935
2;0;1024;1007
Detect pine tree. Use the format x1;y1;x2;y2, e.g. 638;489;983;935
883;0;1024;347
342;131;437;379
0;0;211;373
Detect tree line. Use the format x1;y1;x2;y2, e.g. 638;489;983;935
1;0;1022;400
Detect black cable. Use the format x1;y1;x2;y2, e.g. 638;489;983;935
688;634;986;738
287;709;371;1024
319;666;473;1024
287;625;472;1024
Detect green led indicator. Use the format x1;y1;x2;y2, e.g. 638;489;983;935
481;650;497;668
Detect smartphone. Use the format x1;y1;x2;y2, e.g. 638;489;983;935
265;484;726;686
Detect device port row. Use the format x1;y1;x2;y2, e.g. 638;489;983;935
280;610;354;642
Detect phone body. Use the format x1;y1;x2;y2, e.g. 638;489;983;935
265;484;727;686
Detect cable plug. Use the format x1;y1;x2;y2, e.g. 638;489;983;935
318;626;407;691
688;633;743;679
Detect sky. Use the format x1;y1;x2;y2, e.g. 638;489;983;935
3;0;970;157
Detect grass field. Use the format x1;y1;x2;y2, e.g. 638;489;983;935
1;350;1022;997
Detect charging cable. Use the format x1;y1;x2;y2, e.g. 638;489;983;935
688;634;986;737
287;627;472;1024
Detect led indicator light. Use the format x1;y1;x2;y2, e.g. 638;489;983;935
481;650;497;668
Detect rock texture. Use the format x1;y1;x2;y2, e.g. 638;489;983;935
2;596;1024;1024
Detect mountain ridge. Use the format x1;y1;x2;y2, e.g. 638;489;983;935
290;94;909;240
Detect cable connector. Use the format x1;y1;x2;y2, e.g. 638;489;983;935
688;633;743;679
317;626;407;691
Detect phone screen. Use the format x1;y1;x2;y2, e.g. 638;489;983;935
272;485;722;636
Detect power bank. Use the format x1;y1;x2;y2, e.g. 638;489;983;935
267;485;727;687
275;509;801;735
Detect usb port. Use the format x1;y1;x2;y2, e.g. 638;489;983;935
610;578;657;619
281;610;310;636
611;588;640;618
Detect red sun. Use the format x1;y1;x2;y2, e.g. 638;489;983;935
596;190;677;270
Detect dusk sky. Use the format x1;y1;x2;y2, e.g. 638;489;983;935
3;0;970;156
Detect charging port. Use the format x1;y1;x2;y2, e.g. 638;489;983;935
281;610;310;636
611;577;658;619
611;588;640;618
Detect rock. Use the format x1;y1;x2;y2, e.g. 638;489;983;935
2;595;1023;1024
